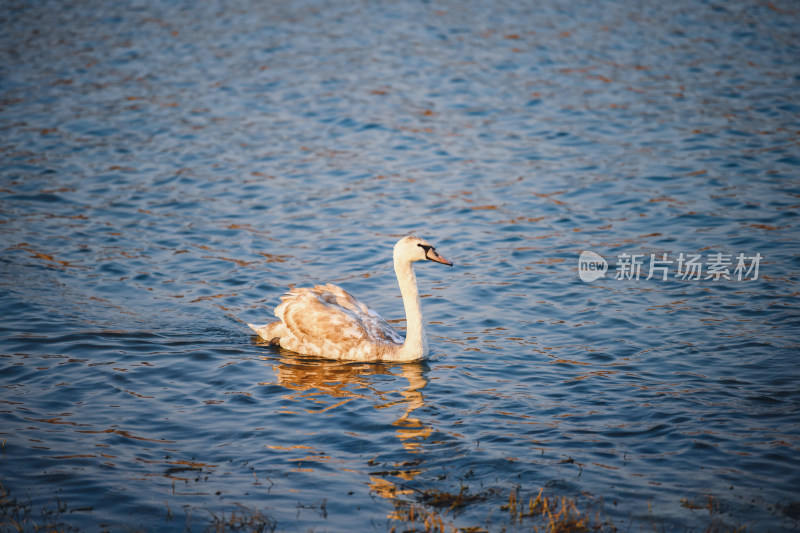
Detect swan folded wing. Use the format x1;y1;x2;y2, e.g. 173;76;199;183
314;284;404;344
274;284;403;358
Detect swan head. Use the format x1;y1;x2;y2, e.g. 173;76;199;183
394;236;453;266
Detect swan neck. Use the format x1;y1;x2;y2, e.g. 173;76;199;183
394;258;428;359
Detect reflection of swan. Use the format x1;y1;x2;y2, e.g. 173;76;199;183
249;236;452;362
262;353;431;505
265;353;429;451
269;354;400;404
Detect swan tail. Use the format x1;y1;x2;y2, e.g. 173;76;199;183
248;322;282;344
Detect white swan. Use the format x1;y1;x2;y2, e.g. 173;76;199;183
248;236;453;362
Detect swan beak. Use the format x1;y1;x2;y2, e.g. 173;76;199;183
427;248;454;266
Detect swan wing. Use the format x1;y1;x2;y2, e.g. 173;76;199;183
270;283;403;357
311;284;404;344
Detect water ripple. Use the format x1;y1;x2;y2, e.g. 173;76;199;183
2;0;800;531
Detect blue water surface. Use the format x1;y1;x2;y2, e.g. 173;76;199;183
1;0;799;531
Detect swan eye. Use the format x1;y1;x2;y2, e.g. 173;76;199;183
417;244;433;254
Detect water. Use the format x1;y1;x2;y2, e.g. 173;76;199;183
1;0;799;530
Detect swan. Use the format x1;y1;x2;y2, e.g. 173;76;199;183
248;236;453;362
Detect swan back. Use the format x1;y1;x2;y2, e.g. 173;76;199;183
256;283;403;361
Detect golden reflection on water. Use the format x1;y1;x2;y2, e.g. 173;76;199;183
259;351;430;501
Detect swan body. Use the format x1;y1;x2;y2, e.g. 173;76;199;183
248;236;452;362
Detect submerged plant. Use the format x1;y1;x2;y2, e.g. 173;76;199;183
204;504;277;533
0;483;78;533
385;485;609;533
503;487;598;532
